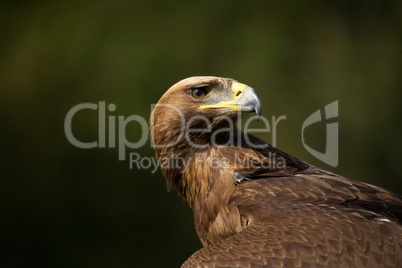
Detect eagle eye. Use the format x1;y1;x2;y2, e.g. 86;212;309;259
190;87;208;99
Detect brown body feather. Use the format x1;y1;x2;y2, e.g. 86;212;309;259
151;77;402;267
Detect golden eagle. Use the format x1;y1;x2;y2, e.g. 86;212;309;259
150;76;402;267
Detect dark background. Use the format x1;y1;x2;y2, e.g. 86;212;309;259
1;1;401;267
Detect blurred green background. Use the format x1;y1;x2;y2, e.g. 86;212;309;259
1;1;401;267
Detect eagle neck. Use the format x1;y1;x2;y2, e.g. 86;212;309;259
182;147;241;245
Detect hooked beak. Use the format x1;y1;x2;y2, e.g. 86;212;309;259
200;82;262;119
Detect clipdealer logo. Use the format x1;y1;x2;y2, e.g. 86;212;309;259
64;100;339;170
302;101;339;167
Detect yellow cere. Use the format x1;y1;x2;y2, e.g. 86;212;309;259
231;82;248;100
199;82;249;111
